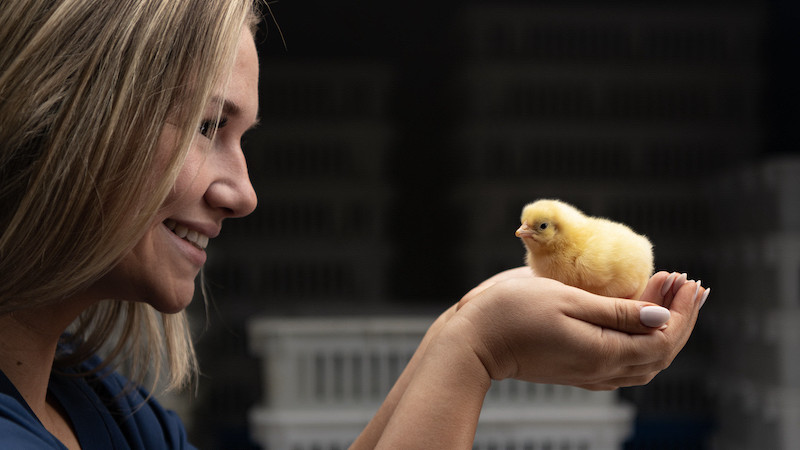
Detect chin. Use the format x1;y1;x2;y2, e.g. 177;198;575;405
144;282;196;314
151;301;192;315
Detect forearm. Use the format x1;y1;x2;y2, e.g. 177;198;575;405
374;318;491;449
350;304;460;449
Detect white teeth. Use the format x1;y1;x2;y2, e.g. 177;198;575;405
174;224;189;238
163;219;210;250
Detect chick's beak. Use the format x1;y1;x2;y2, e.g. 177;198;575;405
516;221;534;238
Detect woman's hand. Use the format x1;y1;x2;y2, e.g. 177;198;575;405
447;270;706;390
354;269;707;448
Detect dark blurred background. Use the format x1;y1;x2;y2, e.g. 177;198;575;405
178;0;800;448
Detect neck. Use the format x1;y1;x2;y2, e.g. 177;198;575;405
0;298;93;419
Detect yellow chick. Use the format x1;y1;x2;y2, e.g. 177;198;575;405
516;199;654;299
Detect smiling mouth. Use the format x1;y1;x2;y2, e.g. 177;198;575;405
163;219;209;250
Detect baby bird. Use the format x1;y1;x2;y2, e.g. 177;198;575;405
516;199;653;299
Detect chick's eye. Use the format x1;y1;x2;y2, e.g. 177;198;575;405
539;222;548;230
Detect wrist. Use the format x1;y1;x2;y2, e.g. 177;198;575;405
376;318;491;448
431;314;494;393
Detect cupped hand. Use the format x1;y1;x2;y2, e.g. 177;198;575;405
446;270;707;390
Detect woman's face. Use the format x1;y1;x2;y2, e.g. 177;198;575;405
93;29;259;313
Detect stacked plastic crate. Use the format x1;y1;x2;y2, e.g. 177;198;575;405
705;158;800;450
248;316;634;450
448;4;763;449
248;317;425;450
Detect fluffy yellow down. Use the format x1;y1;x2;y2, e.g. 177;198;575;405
516;199;653;299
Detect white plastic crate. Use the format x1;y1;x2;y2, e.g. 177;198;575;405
248;316;634;449
705;157;800;450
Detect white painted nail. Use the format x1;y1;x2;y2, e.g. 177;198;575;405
661;273;677;297
641;305;671;328
700;288;710;308
672;273;688;295
693;280;702;302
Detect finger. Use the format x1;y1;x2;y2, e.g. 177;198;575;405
578;278;709;389
639;271;671;306
664;272;688;309
564;288;672;334
458;285;488;310
699;286;711;309
562;272;674;332
575;359;668;390
661;279;706;345
598;281;707;370
577;370;662;391
575;383;618;392
639;271;683;308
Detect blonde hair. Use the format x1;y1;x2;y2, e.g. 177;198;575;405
0;0;260;391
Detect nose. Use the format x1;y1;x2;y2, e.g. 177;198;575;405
205;147;258;218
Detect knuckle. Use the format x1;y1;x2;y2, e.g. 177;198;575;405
641;371;661;385
613;298;633;330
652;346;675;370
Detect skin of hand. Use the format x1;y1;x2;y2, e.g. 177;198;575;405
452;268;701;388
516;199;654;299
352;268;707;448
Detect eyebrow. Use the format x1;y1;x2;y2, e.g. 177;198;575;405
210;96;260;130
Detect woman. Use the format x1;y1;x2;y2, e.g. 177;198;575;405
0;0;707;448
1;1;258;448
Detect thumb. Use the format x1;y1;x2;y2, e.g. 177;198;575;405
580;297;670;334
639;304;671;329
566;272;677;334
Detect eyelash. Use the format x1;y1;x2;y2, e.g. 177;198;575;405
199;116;228;138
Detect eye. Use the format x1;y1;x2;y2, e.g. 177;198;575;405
199;116;228;138
539;222;548;230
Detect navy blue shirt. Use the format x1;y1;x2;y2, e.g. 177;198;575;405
0;355;196;449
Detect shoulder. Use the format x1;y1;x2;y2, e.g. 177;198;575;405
0;393;65;449
69;355;197;450
96;372;195;449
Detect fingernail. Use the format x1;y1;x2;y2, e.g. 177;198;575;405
693;280;702;302
641;305;671;328
660;272;677;297
700;288;710;308
672;273;688;295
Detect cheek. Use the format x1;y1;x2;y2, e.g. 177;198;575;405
163;152;206;207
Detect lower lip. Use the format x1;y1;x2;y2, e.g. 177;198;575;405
163;223;207;266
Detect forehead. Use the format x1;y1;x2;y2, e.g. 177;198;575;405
217;29;259;123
